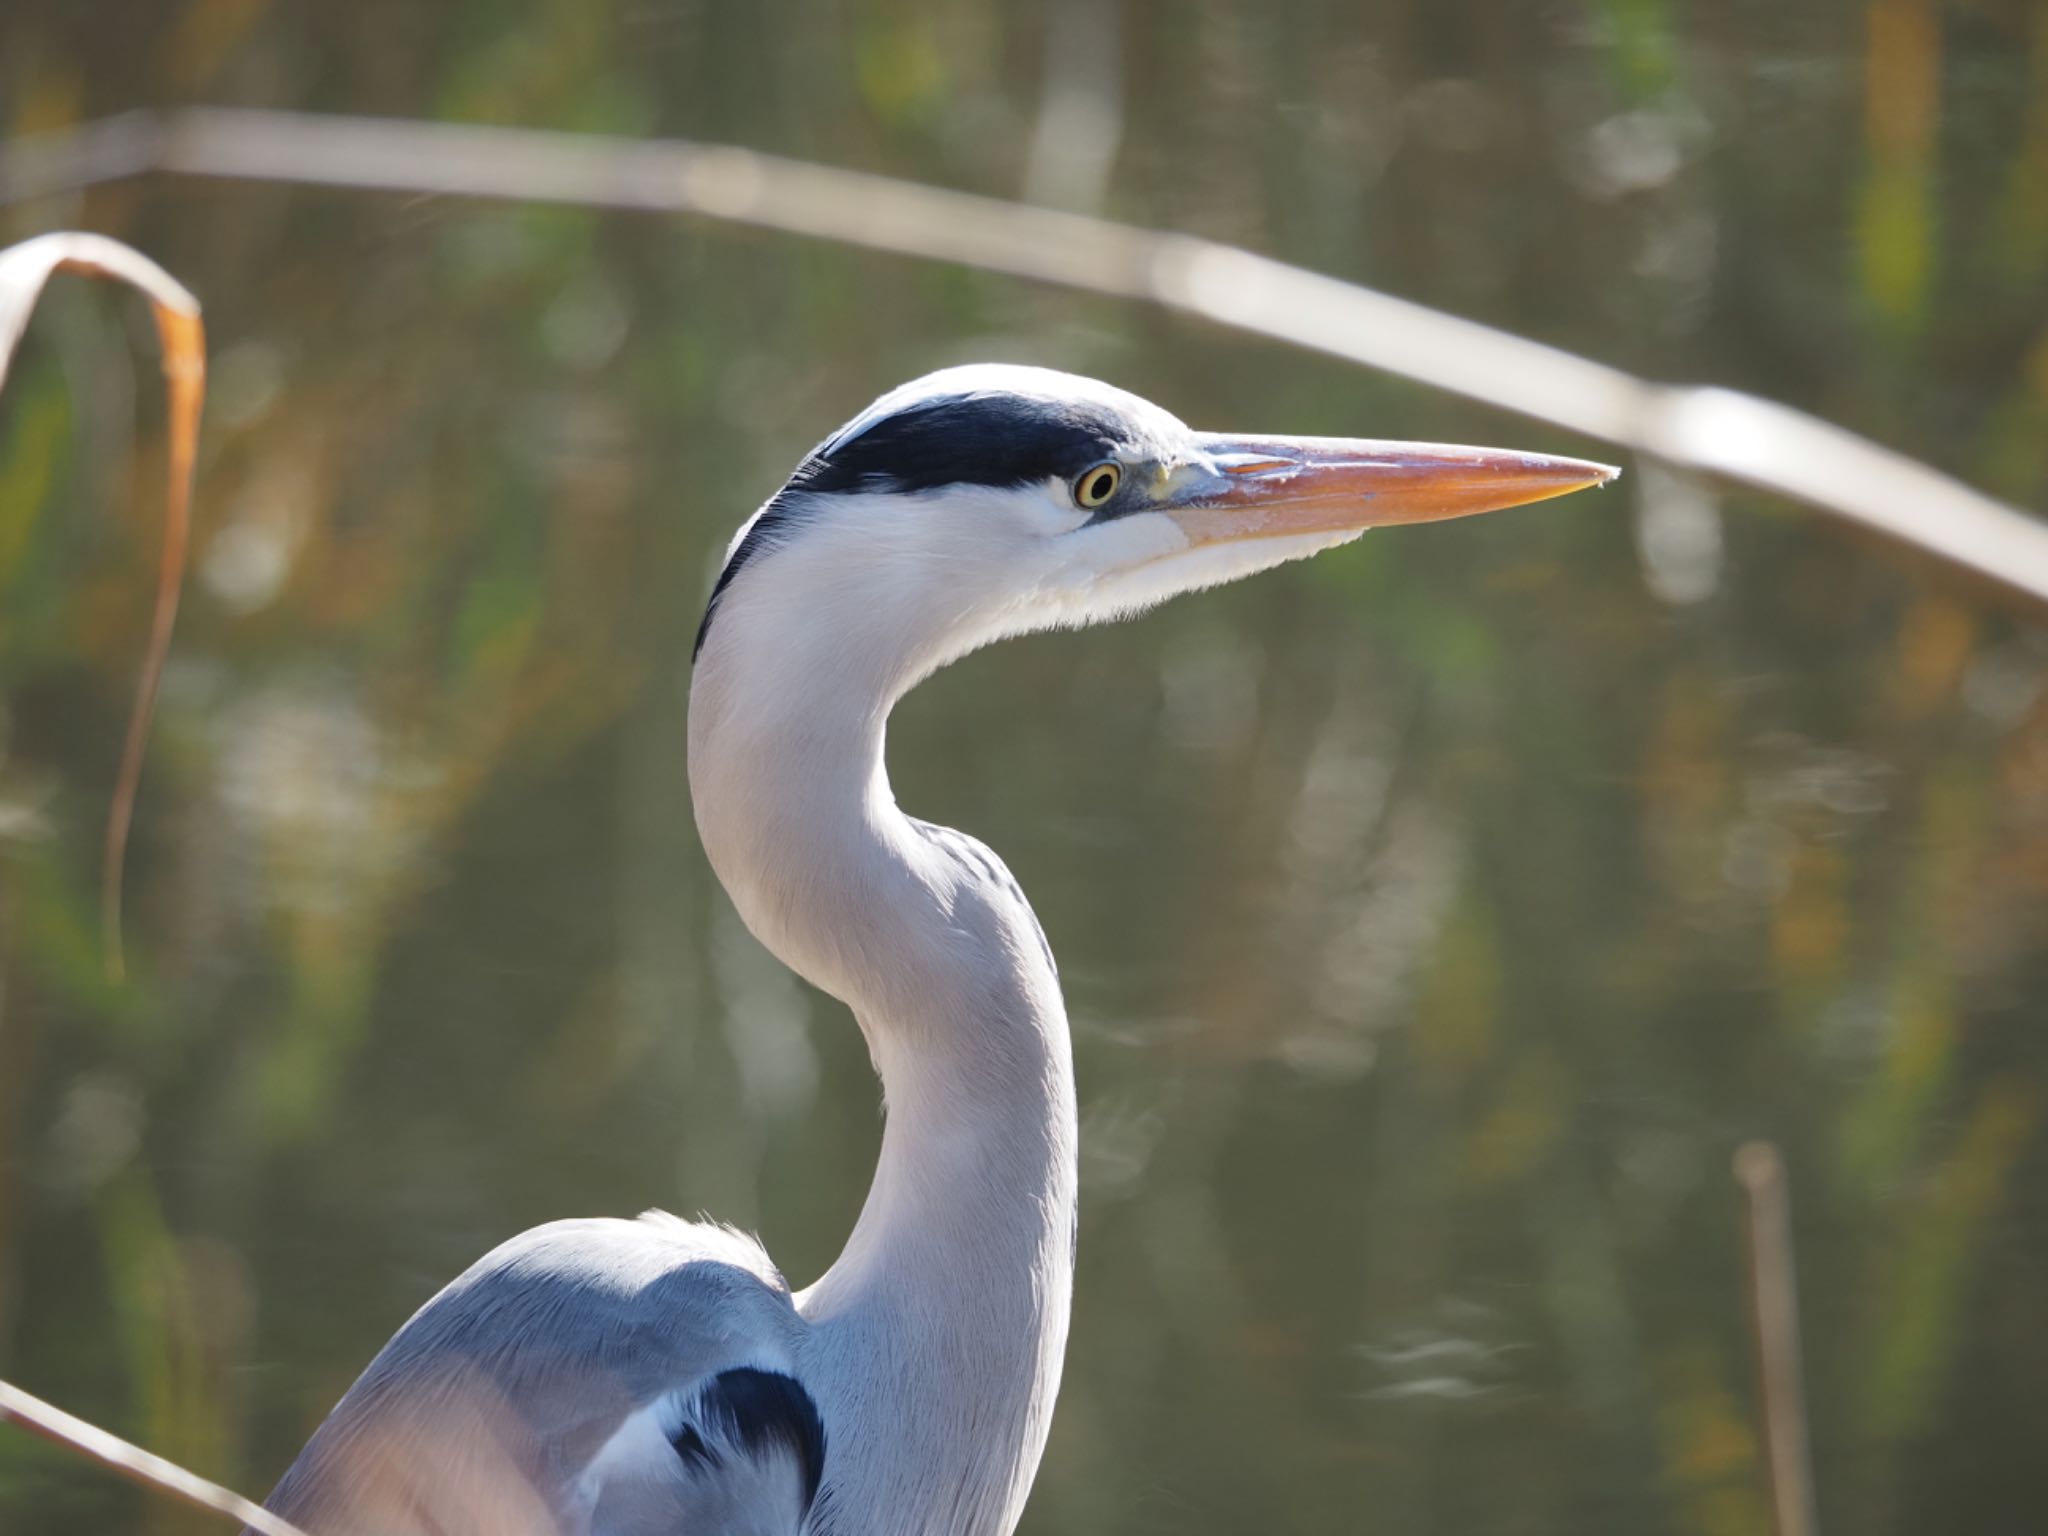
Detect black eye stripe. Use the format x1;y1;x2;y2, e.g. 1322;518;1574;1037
697;388;1147;659
799;393;1125;496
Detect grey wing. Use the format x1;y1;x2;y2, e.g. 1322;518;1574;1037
253;1214;828;1536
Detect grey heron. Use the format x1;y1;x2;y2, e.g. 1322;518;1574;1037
252;365;1616;1536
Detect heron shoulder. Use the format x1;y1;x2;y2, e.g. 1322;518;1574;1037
257;1215;814;1536
378;1214;804;1402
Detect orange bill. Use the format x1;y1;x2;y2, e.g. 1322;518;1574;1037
1167;434;1620;545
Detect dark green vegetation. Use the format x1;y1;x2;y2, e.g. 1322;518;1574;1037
2;1;2046;1532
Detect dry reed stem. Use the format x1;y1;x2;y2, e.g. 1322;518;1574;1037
0;231;206;980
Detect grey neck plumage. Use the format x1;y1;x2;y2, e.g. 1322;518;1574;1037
688;589;1078;1536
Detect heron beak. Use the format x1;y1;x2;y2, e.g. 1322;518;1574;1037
1164;433;1620;546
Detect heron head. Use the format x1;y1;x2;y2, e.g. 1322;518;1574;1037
691;364;1616;703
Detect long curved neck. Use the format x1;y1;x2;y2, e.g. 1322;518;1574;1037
688;625;1078;1536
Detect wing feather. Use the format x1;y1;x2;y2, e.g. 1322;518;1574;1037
251;1215;823;1536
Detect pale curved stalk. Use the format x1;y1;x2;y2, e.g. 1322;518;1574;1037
0;1379;308;1536
3;107;2043;602
0;230;207;980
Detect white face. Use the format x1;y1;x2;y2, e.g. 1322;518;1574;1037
915;475;1368;642
696;365;1616;704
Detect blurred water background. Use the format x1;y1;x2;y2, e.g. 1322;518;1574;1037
2;1;2046;1532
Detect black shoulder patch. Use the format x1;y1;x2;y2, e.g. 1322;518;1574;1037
671;1366;828;1517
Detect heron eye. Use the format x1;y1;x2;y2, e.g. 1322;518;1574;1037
1073;462;1122;509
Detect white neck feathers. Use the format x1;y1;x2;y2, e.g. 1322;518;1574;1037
688;548;1078;1536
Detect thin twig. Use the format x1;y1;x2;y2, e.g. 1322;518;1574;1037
0;232;207;979
1735;1141;1820;1536
0;1378;308;1536
2;107;2045;605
